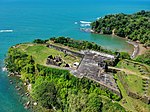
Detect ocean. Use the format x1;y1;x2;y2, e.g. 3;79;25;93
0;0;149;111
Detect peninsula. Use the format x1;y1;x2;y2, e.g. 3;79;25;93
5;37;150;112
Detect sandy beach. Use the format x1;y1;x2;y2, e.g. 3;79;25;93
138;44;148;55
128;41;150;58
126;41;149;58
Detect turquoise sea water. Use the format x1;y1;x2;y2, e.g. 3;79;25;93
0;0;149;112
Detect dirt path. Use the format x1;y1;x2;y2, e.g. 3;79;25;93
109;66;149;79
138;44;149;55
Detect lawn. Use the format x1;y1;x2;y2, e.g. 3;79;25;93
116;74;150;112
116;60;150;111
124;74;144;96
147;83;150;96
17;44;81;66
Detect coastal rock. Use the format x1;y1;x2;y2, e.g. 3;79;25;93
24;83;27;86
27;84;32;91
9;80;13;84
33;102;38;106
24;101;30;109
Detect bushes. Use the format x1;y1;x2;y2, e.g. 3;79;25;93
31;81;59;109
119;52;130;60
33;39;48;44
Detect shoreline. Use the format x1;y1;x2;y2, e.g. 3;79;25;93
81;28;148;58
127;41;148;58
126;41;139;58
4;70;35;111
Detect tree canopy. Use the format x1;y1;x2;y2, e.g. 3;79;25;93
5;43;126;112
91;10;150;47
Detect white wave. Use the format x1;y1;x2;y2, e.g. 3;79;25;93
0;30;13;33
80;24;91;27
97;17;101;20
80;21;91;24
74;22;78;24
2;67;7;72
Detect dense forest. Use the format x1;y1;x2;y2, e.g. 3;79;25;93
91;10;150;47
5;47;126;112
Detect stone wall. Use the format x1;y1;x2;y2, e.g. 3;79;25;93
47;44;84;58
117;73;150;104
85;76;121;98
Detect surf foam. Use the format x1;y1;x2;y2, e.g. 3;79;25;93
80;21;91;24
2;67;7;72
0;30;13;33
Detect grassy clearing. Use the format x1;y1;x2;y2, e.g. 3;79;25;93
116;74;150;112
122;74;144;96
147;83;150;96
116;59;150;111
117;60;150;77
116;59;150;97
16;44;81;66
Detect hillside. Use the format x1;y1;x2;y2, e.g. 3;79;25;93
5;37;150;112
91;10;150;47
5;39;125;112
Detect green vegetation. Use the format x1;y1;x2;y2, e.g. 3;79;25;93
118;52;130;60
91;10;150;47
116;74;150;112
49;37;132;61
117;59;150;77
50;36;114;54
31;36;132;62
33;39;48;44
16;44;81;66
135;50;150;66
117;72;145;97
115;59;150;111
32;81;58;109
5;45;125;112
31;64;123;112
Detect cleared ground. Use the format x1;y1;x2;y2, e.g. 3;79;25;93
16;44;81;67
115;59;150;112
117;59;150;77
116;76;150;112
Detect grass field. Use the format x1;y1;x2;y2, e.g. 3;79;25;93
117;60;150;77
115;59;150;112
147;83;150;96
116;75;150;112
119;73;144;96
16;44;81;67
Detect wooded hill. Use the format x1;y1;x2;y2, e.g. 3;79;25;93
91;10;150;47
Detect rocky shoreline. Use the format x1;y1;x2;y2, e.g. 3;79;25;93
6;72;38;111
127;41;139;59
